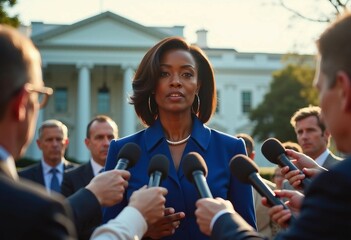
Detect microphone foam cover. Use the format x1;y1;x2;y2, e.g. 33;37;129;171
147;154;170;180
229;154;259;184
182;152;208;183
117;142;141;168
261;138;286;164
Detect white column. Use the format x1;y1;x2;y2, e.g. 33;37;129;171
122;65;135;137
25;110;44;161
76;63;92;162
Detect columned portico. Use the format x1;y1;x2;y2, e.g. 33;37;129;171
76;63;93;162
122;65;136;137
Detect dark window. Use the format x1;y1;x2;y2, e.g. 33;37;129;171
55;87;68;113
241;91;252;113
98;87;110;113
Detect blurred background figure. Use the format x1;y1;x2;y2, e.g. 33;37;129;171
290;106;342;168
19;119;76;194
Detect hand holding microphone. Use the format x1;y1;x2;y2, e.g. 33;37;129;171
261;138;311;190
182;152;213;198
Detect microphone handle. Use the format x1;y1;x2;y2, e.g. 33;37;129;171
249;173;287;208
278;154;311;190
115;158;129;170
249;173;295;224
192;171;213;198
148;171;162;187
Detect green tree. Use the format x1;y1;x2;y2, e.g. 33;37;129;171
0;0;20;27
249;63;317;142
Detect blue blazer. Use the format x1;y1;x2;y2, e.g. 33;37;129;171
103;117;256;240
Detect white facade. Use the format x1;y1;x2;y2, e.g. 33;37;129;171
25;11;283;166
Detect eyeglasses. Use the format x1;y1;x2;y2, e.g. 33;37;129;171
24;83;53;108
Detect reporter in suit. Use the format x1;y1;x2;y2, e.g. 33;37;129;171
195;11;351;240
19;119;77;193
0;24;76;239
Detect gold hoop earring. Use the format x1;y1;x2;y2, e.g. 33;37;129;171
192;94;200;114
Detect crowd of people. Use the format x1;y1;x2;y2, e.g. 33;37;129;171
1;9;351;240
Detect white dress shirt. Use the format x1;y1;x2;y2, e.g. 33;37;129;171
91;206;147;240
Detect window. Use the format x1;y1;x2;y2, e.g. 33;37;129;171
241;91;252;113
54;87;68;113
97;89;110;113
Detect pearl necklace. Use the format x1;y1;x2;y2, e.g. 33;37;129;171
166;135;191;146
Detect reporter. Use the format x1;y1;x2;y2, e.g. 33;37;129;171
195;11;351;240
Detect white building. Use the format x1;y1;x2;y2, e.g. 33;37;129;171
25;11;284;166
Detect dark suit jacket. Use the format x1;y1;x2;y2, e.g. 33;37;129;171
0;162;76;240
19;160;77;188
322;152;343;169
61;161;102;240
61;162;94;197
212;156;351;240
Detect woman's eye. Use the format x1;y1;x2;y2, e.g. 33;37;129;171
160;72;169;77
183;72;193;78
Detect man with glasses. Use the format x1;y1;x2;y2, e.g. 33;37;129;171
0;24;77;239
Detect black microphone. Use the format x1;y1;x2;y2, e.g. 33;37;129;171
147;154;170;187
182;152;213;198
115;142;141;170
261;138;311;189
230;154;291;210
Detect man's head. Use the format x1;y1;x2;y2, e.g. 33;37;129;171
235;133;255;160
0;25;52;159
314;12;351;154
36;119;69;167
290;106;330;159
85;115;118;166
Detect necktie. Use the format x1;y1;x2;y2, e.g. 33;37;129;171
50;168;61;193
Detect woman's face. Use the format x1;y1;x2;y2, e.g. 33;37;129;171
155;49;199;116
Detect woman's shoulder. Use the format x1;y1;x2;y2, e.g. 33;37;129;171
110;129;146;146
209;128;243;143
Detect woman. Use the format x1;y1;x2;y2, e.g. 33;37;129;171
103;37;256;239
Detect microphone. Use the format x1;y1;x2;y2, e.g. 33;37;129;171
261;138;311;189
182;152;213;198
231;154;295;226
115;142;141;170
147;154;170;187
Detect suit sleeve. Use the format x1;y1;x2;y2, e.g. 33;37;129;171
212;212;265;240
66;188;102;235
275;163;351;239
